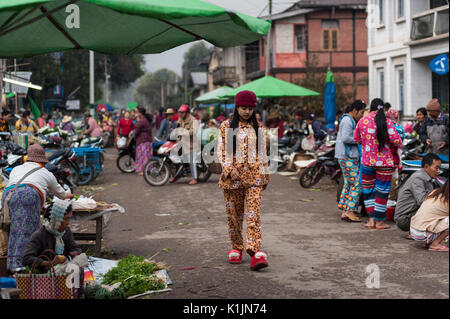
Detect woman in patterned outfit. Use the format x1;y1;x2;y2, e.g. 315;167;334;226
335;100;366;222
134;107;153;175
218;90;270;271
2;144;73;272
354;98;402;230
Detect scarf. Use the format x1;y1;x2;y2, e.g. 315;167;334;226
44;198;72;255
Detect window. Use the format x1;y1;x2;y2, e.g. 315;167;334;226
432;72;449;105
379;0;384;24
430;0;448;9
377;68;385;100
397;0;404;19
322;20;339;51
396;66;405;112
294;25;306;52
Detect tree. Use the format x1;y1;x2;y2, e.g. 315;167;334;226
294;54;354;116
134;68;182;111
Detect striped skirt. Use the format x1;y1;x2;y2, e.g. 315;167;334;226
361;165;393;221
1;186;42;271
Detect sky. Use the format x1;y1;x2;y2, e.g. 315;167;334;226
143;0;299;76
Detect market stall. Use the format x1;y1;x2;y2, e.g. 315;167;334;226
71;197;125;255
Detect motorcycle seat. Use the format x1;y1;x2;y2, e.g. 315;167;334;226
47;149;67;161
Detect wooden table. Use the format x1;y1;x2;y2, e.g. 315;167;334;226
72;210;103;255
71;204;124;255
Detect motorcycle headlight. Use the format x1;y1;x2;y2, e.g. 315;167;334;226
158;147;168;155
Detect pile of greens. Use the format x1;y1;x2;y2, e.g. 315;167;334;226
85;255;166;299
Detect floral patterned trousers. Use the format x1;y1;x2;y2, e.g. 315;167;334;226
223;187;263;256
338;158;362;212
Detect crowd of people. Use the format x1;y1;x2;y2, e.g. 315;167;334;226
335;97;448;252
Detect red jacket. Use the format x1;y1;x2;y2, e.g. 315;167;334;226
118;118;134;136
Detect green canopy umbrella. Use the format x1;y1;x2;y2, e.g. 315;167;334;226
0;0;270;57
126;101;138;111
219;75;320;99
195;86;232;105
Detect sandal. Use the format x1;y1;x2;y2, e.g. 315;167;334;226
428;245;449;252
342;212;361;222
228;250;242;264
364;223;376;229
375;224;391;230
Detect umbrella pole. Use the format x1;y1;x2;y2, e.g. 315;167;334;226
89;50;95;106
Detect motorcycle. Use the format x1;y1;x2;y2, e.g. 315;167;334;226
116;135;165;173
44;163;75;193
274;128;309;171
401;133;424;160
46;147;80;188
299;136;341;188
0;141;27;184
143;139;211;186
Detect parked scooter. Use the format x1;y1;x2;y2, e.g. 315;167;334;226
143;139;211;186
299;136;341;188
275;128;309;171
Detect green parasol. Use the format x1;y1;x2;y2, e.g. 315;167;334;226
126;101;138;111
195;86;232;105
0;0;270;57
219;75;320;99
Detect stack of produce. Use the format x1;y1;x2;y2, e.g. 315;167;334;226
85;255;166;299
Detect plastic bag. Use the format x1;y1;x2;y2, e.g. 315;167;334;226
72;196;97;210
301;135;316;151
116;137;127;149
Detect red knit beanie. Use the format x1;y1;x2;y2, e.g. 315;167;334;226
235;90;257;108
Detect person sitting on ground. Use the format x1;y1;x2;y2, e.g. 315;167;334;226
410;181;449;252
15;110;39;133
22;198;85;296
394;153;442;233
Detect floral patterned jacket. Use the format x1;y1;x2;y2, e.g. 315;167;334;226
218;119;270;189
353;111;402;168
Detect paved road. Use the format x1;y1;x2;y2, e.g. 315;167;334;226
81;148;449;299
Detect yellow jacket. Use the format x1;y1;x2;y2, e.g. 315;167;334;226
15;119;39;133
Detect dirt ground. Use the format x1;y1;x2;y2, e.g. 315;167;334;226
72;148;449;299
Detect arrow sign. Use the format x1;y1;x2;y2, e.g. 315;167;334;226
429;54;448;75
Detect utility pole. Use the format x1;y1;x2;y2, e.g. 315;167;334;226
184;64;188;104
104;55;109;102
265;0;272;76
14;59;18;114
89;51;95;108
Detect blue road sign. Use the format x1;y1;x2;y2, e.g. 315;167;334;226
429;54;448;75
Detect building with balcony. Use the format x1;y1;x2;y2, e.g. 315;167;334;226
367;0;449;118
251;0;369;103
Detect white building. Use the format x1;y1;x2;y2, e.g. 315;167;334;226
367;0;449;118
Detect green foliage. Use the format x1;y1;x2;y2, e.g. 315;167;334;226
86;255;166;299
6;51;144;110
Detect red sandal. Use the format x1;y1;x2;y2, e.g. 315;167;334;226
250;251;268;271
228;250;242;264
